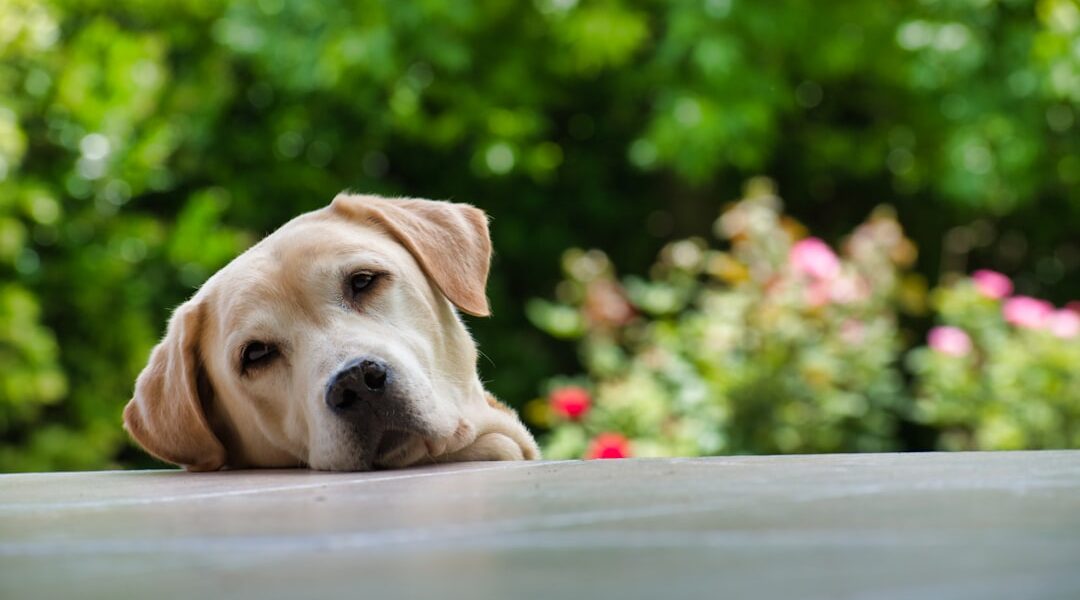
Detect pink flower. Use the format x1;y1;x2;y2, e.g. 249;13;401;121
584;280;636;328
840;320;866;345
1002;296;1054;329
1046;309;1080;339
829;273;871;304
972;270;1013;299
1067;301;1080;315
585;433;631;459
790;238;841;281
802;274;869;307
804;280;832;307
549;386;591;420
927;326;973;357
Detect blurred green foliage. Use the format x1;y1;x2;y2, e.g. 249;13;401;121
0;0;1078;470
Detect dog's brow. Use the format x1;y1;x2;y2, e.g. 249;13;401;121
224;324;278;354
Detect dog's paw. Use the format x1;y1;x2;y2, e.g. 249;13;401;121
440;432;526;462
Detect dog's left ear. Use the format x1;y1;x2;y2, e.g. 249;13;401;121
329;194;493;317
123;300;227;471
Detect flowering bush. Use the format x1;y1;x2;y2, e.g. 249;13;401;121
909;275;1080;450
528;178;919;459
529;179;1079;459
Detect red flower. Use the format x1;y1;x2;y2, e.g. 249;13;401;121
550;386;590;420
585;433;631;459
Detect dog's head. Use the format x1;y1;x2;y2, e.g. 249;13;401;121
124;194;537;471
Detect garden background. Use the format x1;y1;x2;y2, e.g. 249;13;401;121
1;0;1078;470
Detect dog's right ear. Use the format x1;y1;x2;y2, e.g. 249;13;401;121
329;194;493;317
123;301;226;471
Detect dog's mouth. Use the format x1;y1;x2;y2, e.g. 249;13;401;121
373;429;413;463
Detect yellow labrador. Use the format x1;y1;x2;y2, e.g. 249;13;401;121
124;194;539;471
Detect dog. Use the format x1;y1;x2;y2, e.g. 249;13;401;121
124;193;539;471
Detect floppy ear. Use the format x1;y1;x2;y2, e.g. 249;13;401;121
123;300;226;471
329;194;493;317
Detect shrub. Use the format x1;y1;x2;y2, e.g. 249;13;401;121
909;276;1080;449
530;179;1079;459
529;179;920;458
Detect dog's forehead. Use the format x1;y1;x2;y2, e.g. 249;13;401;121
223;214;399;279
265;212;390;261
200;212;407;329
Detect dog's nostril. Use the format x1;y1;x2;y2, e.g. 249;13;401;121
361;360;387;392
341;388;358;407
328;387;358;410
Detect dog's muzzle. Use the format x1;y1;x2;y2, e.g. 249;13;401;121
325;357;423;466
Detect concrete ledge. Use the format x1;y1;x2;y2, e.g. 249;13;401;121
2;451;1079;599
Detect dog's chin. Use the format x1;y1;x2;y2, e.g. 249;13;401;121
371;431;433;469
307;432;432;472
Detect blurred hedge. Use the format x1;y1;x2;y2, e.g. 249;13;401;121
0;0;1077;470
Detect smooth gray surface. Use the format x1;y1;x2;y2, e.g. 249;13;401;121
2;451;1079;600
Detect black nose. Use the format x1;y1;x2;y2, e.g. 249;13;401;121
326;358;392;412
359;360;387;391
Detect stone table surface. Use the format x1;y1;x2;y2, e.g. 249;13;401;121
1;451;1079;599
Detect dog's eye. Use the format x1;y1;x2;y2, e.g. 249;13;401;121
241;342;278;370
349;272;376;296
